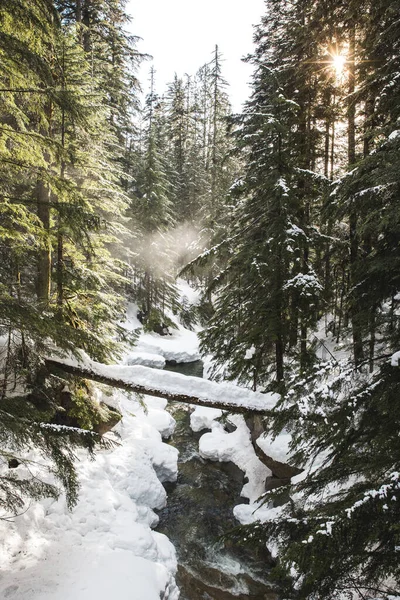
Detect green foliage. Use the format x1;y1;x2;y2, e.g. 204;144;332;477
142;308;177;334
197;0;400;597
234;360;400;599
0;393;100;513
0;0;140;514
200;64;325;387
67;380;119;431
175;295;197;331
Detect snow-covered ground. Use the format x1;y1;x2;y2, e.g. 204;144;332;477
0;280;288;599
0;283;203;600
122;280;201;366
0;391;180;600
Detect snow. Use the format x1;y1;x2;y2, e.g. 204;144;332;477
286;223;306;237
124;351;166;369
134;326;200;364
276;177;290;196
389;129;400;141
190;406;223;432
283;272;323;295
233;503;284;527
0;392;180;600
176;277;201;307
231;430;294;527
55;353;280;413
257;431;292;464
244;345;256;360
0;283;285;599
144;396;177;440
196;414;271;503
121;282;201;365
391;350;400;367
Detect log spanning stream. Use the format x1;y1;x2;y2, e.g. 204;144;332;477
157;361;278;600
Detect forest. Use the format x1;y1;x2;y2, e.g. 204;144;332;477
0;0;399;599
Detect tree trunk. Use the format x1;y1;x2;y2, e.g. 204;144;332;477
82;0;91;53
348;24;364;367
36;178;51;304
45;358;273;415
275;333;284;383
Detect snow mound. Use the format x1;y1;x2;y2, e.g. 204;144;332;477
124;351;166;369
256;431;292;464
121;300;200;364
391;350;400;367
135;326;200;364
199;415;271;503
190;406;223;432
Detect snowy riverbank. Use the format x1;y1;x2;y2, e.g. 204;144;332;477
0;286;202;600
0;282;285;599
0;391;180;600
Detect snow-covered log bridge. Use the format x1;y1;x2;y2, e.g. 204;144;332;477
45;357;280;415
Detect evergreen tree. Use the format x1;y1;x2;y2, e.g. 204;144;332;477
129;68;178;329
200;5;325;386
216;1;400;597
0;0;140;514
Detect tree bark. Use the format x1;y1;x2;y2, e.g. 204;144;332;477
348;24;364;367
45;358;273;415
36;178;51;304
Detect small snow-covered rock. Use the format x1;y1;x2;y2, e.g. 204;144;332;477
199;415;271;503
190;406;223;432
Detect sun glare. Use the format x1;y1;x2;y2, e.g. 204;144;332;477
331;53;346;77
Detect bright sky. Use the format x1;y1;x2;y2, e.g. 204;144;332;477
127;0;266;112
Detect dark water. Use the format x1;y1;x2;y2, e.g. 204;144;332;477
164;359;205;379
157;361;277;600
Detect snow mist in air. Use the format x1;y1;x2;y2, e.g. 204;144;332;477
137;222;207;277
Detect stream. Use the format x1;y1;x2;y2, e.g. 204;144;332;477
157;361;278;600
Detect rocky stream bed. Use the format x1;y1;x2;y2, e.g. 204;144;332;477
157;361;278;600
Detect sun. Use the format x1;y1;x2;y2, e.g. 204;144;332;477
331;53;346;77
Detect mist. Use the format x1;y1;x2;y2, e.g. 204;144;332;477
133;222;208;279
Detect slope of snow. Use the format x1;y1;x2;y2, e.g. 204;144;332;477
122;295;201;365
134;326;200;364
0;392;179;600
176;278;201;307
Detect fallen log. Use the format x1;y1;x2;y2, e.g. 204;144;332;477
46;357;301;483
45;357;280;416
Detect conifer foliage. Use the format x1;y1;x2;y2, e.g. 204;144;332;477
0;0;139;514
198;0;400;597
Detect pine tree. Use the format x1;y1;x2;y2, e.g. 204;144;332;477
220;1;400;597
129;68;178;330
200;4;325;387
0;0;139;514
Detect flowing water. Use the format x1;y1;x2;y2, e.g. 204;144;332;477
158;361;278;600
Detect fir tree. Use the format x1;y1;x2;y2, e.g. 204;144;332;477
0;0;139;514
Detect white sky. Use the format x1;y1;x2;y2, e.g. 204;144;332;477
126;0;266;111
